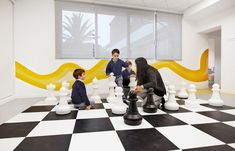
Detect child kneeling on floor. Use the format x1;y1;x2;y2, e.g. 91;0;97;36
71;69;95;110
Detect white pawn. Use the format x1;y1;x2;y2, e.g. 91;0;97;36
164;81;170;101
62;81;71;103
165;85;179;110
177;81;188;99
209;83;223;106
44;83;57;102
185;84;199;107
90;77;101;103
107;73;116;102
111;87;127;115
56;87;71;115
129;75;137;91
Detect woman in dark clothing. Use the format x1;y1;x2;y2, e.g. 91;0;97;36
134;57;166;109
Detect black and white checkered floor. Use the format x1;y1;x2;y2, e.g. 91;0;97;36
0;98;235;151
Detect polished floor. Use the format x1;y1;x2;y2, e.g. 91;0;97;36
0;93;235;151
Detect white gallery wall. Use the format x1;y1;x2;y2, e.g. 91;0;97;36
185;0;235;94
0;0;14;103
199;9;235;94
14;0;209;98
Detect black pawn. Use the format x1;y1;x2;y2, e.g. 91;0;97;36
123;90;142;125
143;88;157;113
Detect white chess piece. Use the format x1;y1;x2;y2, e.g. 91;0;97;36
129;75;137;91
164;81;170;101
44;83;57;102
62;81;71;103
56;87;71;115
177;81;188;99
107;73;116;102
209;83;224;106
90;77;101;103
165;85;179;110
185;84;200;108
111;87;127;115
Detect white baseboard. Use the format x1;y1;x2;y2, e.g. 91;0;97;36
0;95;15;106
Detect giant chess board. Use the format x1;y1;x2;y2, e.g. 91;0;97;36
0;98;235;151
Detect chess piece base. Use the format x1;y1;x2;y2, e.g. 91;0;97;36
56;106;71;115
143;104;157;113
123;114;142;125
165;102;179;111
112;106;126;115
177;92;188;99
209;99;223;107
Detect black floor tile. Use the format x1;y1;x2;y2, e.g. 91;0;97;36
15;134;72;151
42;111;78;121
143;114;187;127
0;122;39;138
198;111;235;121
101;99;108;103
93;103;104;109
201;104;235;110
193;122;235;143
23;106;55;112
73;118;114;133
117;128;178;151
183;144;235;151
106;109;123;117
176;99;186;105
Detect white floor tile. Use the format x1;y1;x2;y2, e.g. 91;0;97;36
76;109;108;119
110;116;153;131
27;119;75;137
223;121;235;128
33;100;58;106
228;143;235;149
197;99;209;104
170;112;219;124
221;109;235;116
156;125;224;150
51;104;78;111
180;105;216;112
0;137;24;151
103;103;112;109
138;107;166;115
69;131;125;151
5;112;49;123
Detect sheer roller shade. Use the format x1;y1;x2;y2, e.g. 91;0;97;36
156;12;182;60
55;1;182;60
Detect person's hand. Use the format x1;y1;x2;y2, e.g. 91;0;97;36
86;105;91;110
135;85;144;93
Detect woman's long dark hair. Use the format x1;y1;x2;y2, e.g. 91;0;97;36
135;57;149;85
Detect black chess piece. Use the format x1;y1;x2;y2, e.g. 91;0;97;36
143;88;158;113
123;90;142;125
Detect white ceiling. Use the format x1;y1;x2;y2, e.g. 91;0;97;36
85;0;204;13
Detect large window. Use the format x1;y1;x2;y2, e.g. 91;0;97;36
156;12;182;60
55;1;182;60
